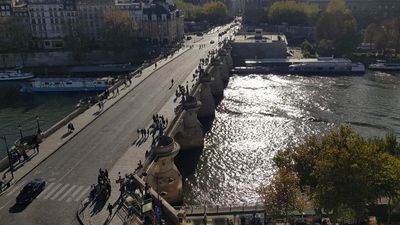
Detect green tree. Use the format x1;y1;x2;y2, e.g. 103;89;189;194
315;0;359;56
267;1;319;26
103;9;138;52
174;0;204;21
286;126;400;223
63;22;93;62
202;1;228;24
0;17;33;53
259;169;305;222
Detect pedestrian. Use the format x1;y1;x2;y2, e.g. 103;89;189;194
104;169;109;178
171;79;174;86
34;134;40;153
107;203;113;217
116;88;119;95
137;129;140;135
98;102;102;110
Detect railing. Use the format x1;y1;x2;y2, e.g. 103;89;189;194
175;204;265;216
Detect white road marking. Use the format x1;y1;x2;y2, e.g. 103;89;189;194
57;185;76;201
43;183;62;200
50;184;70;200
66;186;84;203
37;182;56;198
74;186;90;202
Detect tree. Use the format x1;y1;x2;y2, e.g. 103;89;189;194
174;0;204;21
315;0;359;56
0;17;33;53
285;125;400;223
103;9;138;52
267;1;320;26
202;2;228;24
63;22;93;62
259;169;305;222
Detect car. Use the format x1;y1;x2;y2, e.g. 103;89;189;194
16;178;46;205
196;32;203;37
186;36;192;40
210;40;215;44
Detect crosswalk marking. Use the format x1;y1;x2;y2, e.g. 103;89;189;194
50;184;70;200
66;186;84;203
37;182;56;198
74;186;90;202
57;185;76;201
43;183;62;200
6;182;26;196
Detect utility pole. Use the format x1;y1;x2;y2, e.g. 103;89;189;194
36;115;41;134
2;136;14;179
18;124;23;139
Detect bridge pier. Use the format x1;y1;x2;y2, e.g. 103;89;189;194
197;73;216;119
145;135;183;204
216;56;230;84
209;60;224;97
173;96;204;150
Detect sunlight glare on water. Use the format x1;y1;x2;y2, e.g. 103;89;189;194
183;72;400;206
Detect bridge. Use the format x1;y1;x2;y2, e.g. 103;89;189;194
0;22;238;225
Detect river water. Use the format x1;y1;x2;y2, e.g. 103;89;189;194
182;71;400;206
0;81;85;158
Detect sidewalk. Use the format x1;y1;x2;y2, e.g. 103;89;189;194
77;43;213;225
0;45;191;196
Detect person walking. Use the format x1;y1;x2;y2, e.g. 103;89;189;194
107;203;113;217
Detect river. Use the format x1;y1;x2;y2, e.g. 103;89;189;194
182;71;400;206
0;81;85;158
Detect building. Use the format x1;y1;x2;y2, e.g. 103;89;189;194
304;0;400;25
0;0;12;16
142;2;183;44
27;0;68;48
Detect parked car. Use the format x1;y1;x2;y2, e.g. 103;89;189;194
16;179;46;205
210;40;215;44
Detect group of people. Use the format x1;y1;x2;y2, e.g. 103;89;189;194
90;168;111;200
149;114;169;144
199;44;207;49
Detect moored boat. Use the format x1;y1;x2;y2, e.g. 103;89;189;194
0;70;34;81
369;60;400;71
288;58;365;75
231;66;270;74
20;77;114;92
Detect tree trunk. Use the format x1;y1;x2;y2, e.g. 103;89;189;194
387;196;392;225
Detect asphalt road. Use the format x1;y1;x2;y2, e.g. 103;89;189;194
0;24;235;225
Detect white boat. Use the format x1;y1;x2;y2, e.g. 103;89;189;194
369;60;400;71
288;57;365;75
231;66;270;74
20;77;114;92
0;70;34;81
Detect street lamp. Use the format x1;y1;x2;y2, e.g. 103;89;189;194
36;115;41;134
1;136;14;179
18;124;23;139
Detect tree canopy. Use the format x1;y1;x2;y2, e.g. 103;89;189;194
174;0;228;24
269;125;400;223
364;18;400;56
315;0;360;56
0;17;33;53
267;0;320;26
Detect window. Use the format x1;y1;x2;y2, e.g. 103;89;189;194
152;14;157;21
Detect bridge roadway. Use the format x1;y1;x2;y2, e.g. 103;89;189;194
0;26;229;225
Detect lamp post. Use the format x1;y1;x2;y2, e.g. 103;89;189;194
1;136;14;179
36;115;41;134
18;124;23;139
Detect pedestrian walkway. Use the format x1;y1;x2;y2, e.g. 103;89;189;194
0;45;191;197
77;42;217;225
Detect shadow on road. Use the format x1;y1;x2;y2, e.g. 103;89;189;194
9;203;28;213
61;131;72;139
90;196;107;216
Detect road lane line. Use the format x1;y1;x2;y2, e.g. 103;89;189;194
6;182;26;196
43;183;62;200
50;184;70;200
37;182;56;198
57;185;76;201
74;186;90;202
66;186;84;203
